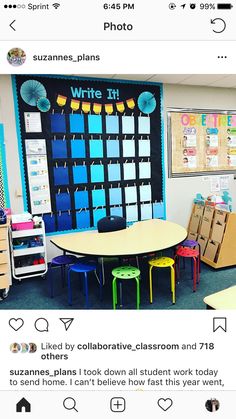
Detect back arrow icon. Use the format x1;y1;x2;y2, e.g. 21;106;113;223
211;18;226;33
9;20;16;31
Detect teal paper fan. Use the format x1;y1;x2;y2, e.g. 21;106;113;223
37;97;51;112
20;80;47;106
138;91;156;114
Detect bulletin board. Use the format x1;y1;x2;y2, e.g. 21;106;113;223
0;124;10;209
168;108;236;177
12;75;165;234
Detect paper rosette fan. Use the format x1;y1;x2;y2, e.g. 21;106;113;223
20;80;47;106
138;91;156;114
37;97;51;112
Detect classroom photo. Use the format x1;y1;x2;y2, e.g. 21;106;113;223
0;74;236;310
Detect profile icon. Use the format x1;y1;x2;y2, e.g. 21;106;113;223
29;343;37;353
20;343;29;353
7;47;26;66
10;343;21;353
205;398;220;412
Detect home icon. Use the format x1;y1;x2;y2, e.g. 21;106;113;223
16;398;31;413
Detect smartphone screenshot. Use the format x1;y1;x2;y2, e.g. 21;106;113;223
0;1;235;417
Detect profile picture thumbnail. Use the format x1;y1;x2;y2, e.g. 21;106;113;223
10;343;21;353
205;398;220;412
7;48;26;67
20;343;29;353
29;343;37;353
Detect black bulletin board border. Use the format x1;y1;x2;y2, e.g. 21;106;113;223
12;74;165;235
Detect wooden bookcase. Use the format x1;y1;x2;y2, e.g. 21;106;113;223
188;203;236;269
0;220;12;290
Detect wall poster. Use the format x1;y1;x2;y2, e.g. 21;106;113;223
168;108;236;177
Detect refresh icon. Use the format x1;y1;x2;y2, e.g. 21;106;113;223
211;18;226;33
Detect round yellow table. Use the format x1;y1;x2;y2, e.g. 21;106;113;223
51;219;187;257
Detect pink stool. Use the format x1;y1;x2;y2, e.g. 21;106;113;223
174;246;200;292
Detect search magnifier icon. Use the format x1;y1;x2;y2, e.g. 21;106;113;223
63;397;78;412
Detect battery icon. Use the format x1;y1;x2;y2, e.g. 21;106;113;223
217;3;233;9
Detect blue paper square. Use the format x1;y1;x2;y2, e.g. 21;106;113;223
88;115;102;134
55;192;71;211
74;190;89;209
153;202;164;219
139;140;151;157
89;140;104;158
106;115;119;134
72;166;88;184
53;166;69;186
138;116;150;134
110;207;123;217
125;186;137;204
76;210;90;229
139;162;151;179
141;203;152;220
140;185;152;202
108;164;121;182
50;114;66;133
109;188;122;205
106;140;120;158
71;140;86;158
69;114;85;133
43;214;56;233
123;163;136;180
126;205;138;222
91;165;104;183
92;189;106;207
57;212;72;231
122;116;135;134
93;208;106;227
52;140;67;159
123;140;135;157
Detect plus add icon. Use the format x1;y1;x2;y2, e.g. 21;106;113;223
110;397;126;413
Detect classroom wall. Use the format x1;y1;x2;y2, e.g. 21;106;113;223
1;76;236;259
163;83;236;226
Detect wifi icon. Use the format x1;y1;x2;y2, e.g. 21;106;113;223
52;3;60;9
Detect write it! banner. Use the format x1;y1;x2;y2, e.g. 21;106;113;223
57;95;136;114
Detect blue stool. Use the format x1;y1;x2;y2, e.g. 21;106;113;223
49;255;78;298
67;262;102;308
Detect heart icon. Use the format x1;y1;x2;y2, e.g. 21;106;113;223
157;398;173;411
9;318;24;331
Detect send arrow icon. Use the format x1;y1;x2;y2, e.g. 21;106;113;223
60;318;74;331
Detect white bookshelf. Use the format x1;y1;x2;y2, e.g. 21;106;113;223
10;221;48;281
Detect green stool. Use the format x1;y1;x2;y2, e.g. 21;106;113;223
112;266;141;309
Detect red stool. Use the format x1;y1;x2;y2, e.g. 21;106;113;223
174;246;200;292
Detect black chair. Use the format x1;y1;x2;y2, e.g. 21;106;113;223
97;216;127;282
97;216;139;307
97;215;126;233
